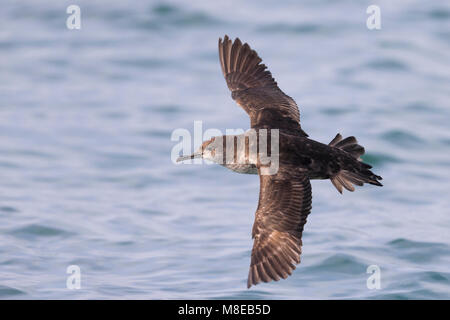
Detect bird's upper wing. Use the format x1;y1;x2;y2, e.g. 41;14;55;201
218;35;307;136
247;165;312;288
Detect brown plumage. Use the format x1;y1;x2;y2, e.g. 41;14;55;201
178;35;382;288
217;35;382;288
218;35;307;136
248;166;311;287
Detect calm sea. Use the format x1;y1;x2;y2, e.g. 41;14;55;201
0;0;449;299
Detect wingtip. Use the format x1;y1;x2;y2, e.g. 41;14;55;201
219;35;243;48
247;273;254;289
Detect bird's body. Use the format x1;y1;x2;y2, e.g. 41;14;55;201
177;35;382;288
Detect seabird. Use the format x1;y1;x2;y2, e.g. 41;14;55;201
177;35;382;288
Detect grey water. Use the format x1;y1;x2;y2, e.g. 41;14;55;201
0;0;449;299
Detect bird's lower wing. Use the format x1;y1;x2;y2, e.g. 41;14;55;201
248;167;312;288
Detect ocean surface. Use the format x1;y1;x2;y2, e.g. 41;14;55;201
0;0;449;299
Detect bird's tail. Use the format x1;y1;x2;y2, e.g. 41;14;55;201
328;133;382;193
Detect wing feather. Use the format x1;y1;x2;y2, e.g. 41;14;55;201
247;166;312;288
219;35;307;136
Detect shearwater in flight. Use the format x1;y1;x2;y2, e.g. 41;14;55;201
177;35;382;288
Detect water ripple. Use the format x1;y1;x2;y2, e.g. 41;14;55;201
0;0;448;299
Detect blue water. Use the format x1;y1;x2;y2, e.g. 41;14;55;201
0;0;449;299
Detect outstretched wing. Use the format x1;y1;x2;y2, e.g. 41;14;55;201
248;165;312;288
218;35;307;136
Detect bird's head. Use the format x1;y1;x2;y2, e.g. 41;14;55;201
176;137;224;163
